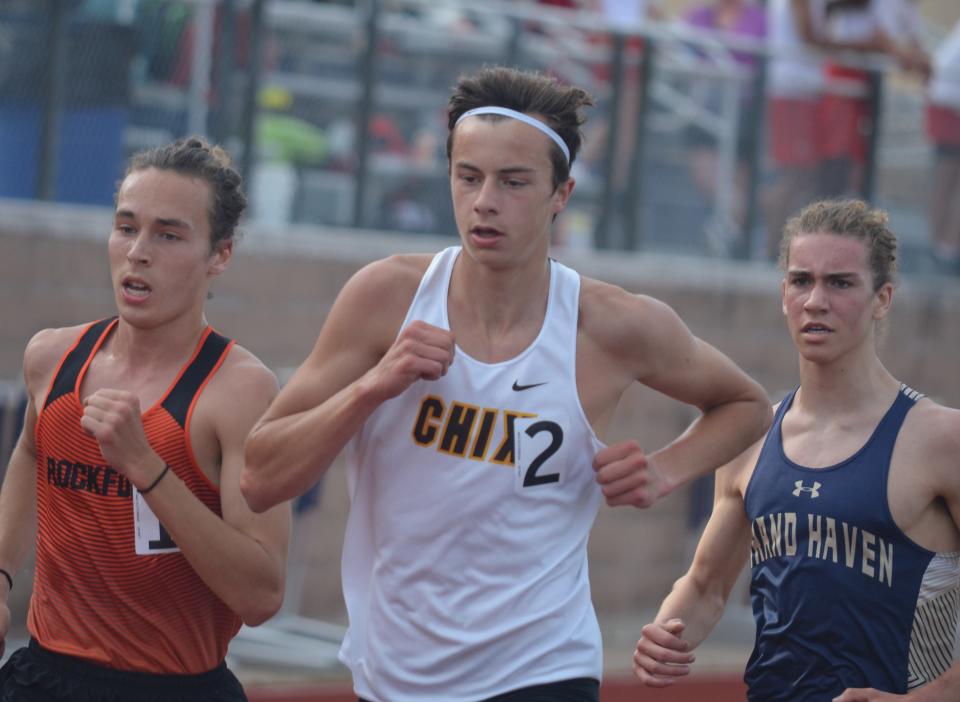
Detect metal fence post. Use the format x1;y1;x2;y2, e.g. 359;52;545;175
860;69;883;203
239;0;267;193
212;0;238;143
593;33;626;250
38;0;70;201
739;52;767;260
623;37;656;251
352;0;381;229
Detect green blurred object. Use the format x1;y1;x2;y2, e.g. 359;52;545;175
257;114;329;164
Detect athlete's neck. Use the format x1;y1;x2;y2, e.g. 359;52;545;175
448;253;551;361
795;353;899;417
108;311;209;372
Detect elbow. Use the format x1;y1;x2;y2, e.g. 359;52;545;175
236;582;285;627
239;468;275;514
743;383;773;438
242;434;278;514
756;396;774;435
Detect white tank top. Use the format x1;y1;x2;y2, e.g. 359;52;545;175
768;0;827;97
339;247;605;702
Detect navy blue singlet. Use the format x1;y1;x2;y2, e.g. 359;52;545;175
743;385;958;700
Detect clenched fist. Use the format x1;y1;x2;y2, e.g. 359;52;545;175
593;440;667;508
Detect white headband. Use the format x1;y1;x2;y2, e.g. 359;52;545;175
455;106;570;163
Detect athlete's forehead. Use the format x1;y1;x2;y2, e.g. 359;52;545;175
115;168;212;231
786;231;871;275
451;117;555;170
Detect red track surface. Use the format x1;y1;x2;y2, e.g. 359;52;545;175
247;674;747;701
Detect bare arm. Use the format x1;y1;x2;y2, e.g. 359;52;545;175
590;288;771;506
81;352;291;625
0;403;38;582
242;255;454;513
0;329;69;653
634;447;757;685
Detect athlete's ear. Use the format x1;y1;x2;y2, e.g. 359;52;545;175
208;239;233;277
872;281;893;320
551;177;575;215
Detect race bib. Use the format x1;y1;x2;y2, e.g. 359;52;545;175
514;415;566;493
133;489;180;555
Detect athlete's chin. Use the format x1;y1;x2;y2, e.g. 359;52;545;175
461;242;514;267
114;301;174;330
797;346;846;366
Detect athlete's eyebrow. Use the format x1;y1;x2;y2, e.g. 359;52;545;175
454;161;537;175
787;268;860;280
155;217;192;230
114;210;194;233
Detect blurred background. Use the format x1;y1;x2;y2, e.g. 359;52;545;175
1;0;959;698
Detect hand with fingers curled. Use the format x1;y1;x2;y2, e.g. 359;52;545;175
592;440;667;508
366;320;456;402
633;619;695;688
80;388;165;490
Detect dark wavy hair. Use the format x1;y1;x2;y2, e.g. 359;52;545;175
447;67;594;191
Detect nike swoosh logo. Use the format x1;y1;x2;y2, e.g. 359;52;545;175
512;381;548;392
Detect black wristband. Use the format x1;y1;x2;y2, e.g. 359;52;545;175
139;464;171;495
0;568;12;592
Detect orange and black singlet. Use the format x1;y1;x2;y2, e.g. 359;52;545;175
30;317;241;674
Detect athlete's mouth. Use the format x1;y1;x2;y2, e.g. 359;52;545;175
471;226;504;238
121;276;152;298
800;323;832;333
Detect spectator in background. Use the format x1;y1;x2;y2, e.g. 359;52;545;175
579;0;665;190
764;0;829;260
927;19;960;274
681;0;766;252
819;0;930;197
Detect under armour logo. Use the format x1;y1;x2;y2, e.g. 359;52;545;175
793;480;821;498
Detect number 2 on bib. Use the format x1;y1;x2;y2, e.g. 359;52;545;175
514;417;565;490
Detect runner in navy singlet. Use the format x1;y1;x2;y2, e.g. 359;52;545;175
633;199;960;701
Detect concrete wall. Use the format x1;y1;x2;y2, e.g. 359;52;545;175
2;199;959;629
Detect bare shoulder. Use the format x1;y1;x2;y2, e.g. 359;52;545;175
902;398;960;473
22;324;92;396
205;344;278;411
346;254;433;311
578;276;681;351
318;253;435;356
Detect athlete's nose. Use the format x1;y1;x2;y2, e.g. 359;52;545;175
473;178;500;215
803;280;828;311
126;232;152;265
